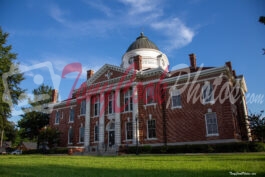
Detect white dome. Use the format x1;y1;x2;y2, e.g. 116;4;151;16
121;33;169;71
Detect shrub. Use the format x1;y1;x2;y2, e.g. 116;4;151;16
125;142;265;154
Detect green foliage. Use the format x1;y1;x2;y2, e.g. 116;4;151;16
18;111;49;141
248;111;265;142
126;142;265;154
18;84;53;143
0;27;25;147
2;121;17;143
27;84;53;113
38;126;60;148
21;147;68;154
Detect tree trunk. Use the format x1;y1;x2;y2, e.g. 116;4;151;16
0;130;4;147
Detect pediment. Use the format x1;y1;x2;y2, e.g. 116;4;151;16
87;64;135;86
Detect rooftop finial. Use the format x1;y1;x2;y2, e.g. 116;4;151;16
140;32;144;36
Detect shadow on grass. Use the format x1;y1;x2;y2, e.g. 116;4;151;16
1;164;264;177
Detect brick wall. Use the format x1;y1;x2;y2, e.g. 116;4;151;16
50;64;248;148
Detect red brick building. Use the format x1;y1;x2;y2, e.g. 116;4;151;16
49;33;251;153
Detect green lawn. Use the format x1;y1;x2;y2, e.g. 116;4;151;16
0;153;265;177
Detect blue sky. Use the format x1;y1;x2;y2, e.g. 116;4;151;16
1;0;265;122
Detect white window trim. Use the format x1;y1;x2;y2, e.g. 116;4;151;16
55;111;60;125
146;119;157;140
171;89;182;109
69;108;74;123
125;121;133;141
202;82;215;105
205;112;219;137
108;93;114;115
124;89;133;112
145;86;155;105
79;125;84;143
80;100;86;116
94;95;100;117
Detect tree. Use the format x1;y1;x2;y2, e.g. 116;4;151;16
18;84;53;145
39;126;60;150
259;16;265;25
248;111;265;142
18;111;49;141
0;28;25;147
2;121;17;143
259;16;265;55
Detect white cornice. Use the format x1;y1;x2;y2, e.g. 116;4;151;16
161;66;229;84
87;64;135;86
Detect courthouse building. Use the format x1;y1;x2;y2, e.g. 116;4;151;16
49;33;251;153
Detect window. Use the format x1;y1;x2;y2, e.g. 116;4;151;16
108;93;114;114
124;89;133;112
79;126;84;143
205;112;219;136
94;125;99;142
202;82;214;103
80;100;86;115
68;127;73;144
147;119;156;139
69;108;74;122
94;95;100;116
126;122;133;140
146;86;155;104
171;89;181;108
55;111;60;124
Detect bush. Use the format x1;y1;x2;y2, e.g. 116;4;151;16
126;142;265;154
49;147;68;154
22;149;41;154
22;147;68;155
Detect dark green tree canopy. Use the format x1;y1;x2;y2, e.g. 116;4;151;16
0;28;25;147
18;111;49;140
18;84;53;141
248;111;265;142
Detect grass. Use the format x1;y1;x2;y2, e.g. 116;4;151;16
0;153;265;177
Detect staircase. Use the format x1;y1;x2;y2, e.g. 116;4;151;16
83;143;118;156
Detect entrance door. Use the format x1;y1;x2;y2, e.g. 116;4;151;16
109;131;115;147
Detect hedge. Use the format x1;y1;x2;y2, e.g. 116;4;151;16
22;147;68;154
125;142;265;154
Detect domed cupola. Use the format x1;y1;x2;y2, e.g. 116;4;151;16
121;33;169;71
126;32;159;52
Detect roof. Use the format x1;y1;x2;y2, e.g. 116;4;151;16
21;142;37;150
126;32;159;52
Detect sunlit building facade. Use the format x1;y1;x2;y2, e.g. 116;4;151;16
49;33;251;153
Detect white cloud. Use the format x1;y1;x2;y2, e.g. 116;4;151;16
82;0;113;17
151;18;195;50
46;1;195;50
48;4;67;24
119;0;162;15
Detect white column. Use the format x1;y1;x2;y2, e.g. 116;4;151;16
84;95;91;151
132;85;138;145
115;89;121;145
99;93;105;145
